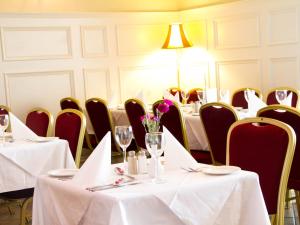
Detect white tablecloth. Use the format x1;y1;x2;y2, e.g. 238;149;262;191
0;139;76;193
32;168;270;225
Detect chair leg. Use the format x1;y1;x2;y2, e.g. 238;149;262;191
295;190;300;223
20;197;32;225
84;131;93;150
269;214;276;225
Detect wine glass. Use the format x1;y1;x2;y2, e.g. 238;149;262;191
196;90;205;105
275;90;287;105
115;126;133;171
145;132;166;183
0;114;9;146
180;91;190;104
219;89;229;103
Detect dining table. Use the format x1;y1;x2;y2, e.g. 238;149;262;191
32;165;271;225
0;138;76;193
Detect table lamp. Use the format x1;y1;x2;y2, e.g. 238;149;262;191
162;23;192;88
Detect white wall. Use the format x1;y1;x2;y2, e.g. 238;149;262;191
180;0;300;100
0;12;179;121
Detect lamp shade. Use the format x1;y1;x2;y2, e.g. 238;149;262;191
162;23;192;49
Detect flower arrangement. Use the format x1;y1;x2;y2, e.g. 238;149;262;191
140;99;173;133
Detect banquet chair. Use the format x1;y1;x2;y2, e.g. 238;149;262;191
153;100;189;150
200;102;238;165
266;87;299;108
55;109;86;168
125;98;147;150
60;97;93;150
85;98;121;155
257;105;300;219
227;117;296;225
187;88;203;104
25;107;53;137
167;87;184;103
231;87;262;109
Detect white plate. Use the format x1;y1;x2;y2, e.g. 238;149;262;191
202;166;241;175
26;137;58;142
48;169;79;178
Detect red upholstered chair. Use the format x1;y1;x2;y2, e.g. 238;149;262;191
200;102;238;165
227;117;296;225
231;87;262;109
153;100;189;150
0;105;9;115
85;98;121;154
60;97;93;150
25;108;53;137
125;98;147;150
55;109;86;168
167;87;184;103
257;105;300;218
187;88;203;104
266;87;299;108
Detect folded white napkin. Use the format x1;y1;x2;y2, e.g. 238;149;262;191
248;93;266;116
136;90;148;106
163;90;180;104
108;92;118;109
281;92;293;106
9;112;39;140
163;127;199;170
206;88;218;103
71;132;111;187
219;90;230;104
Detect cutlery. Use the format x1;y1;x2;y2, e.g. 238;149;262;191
181;167;202;172
86;180;141;192
114;167;135;180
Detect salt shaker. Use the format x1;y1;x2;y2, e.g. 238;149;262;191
137;150;147;174
127;151;137;175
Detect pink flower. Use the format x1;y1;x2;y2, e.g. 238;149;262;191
163;99;173;106
157;102;170;113
140;115;145;121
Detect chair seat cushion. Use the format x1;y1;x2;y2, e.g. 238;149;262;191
190;150;212;164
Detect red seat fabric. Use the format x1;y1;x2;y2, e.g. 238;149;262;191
0;105;9;115
200;103;237;165
258;106;300;190
60;97;81;110
153;100;189;150
190;150;212;164
187;88;202;104
125;99;147;149
85;98;120;152
231;88;261;109
167;87;183;103
266;90;298;107
26;108;52;137
55;109;85;167
228;118;294;216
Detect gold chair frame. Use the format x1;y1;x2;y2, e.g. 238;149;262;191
231;87;262;105
85;97;121;153
152;99;190;152
27;107;54;137
200;102;238;165
266;86;300;108
56;109;86;168
226;117;296;225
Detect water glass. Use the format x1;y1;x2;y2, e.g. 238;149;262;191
196;90;205;105
115;126;133;171
275;90;287;105
145;132;165;183
180;91;190;104
0;114;9;146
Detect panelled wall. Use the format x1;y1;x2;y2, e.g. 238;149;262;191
0;13;179;120
181;0;300;100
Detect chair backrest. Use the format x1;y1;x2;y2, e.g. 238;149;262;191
231;88;262;108
26;107;53;137
257;105;300;191
187;88;203;104
55;109;86;168
0;105;9;115
85;98;120;152
167;87;183;103
200;102;238;165
60;97;82;111
125;98;147;150
153;100;189;151
227;117;295;225
266;87;299;108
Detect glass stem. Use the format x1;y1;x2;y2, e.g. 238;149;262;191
123;147;127;167
154;157;158;181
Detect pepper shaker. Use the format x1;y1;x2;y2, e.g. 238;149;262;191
127;151;137;175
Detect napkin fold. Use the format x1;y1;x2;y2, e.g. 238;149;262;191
281;92;293;106
163;91;180;104
219;90;230;104
163;127;199;170
71;132;111;187
206;88;218;103
248;93;266;116
9;112;39;140
136;90;148;106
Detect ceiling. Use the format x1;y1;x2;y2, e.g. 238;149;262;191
0;0;241;13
